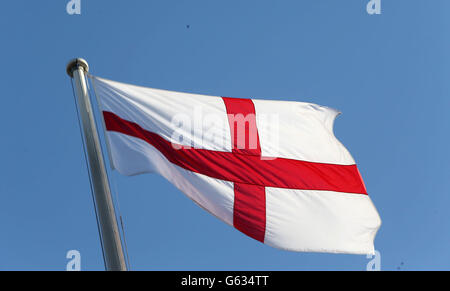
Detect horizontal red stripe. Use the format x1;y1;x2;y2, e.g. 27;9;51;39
103;111;367;195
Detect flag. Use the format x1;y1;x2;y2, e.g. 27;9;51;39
92;76;381;254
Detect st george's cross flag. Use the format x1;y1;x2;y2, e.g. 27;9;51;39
92;76;381;254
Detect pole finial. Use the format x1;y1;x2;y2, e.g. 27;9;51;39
66;58;89;78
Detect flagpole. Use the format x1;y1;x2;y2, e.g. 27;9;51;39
66;58;127;271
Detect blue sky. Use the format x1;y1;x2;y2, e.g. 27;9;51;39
0;1;449;270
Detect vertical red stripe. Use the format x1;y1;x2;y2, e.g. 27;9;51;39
222;97;266;243
222;97;261;156
233;184;266;242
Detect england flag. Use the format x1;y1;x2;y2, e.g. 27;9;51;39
92;76;381;255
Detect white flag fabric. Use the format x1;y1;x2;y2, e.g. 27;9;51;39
92;76;381;254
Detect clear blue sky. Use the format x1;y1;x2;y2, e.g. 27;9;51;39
1;1;449;271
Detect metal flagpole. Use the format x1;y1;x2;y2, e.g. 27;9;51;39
66;58;127;271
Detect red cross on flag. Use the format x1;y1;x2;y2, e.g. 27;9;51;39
92;76;381;255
